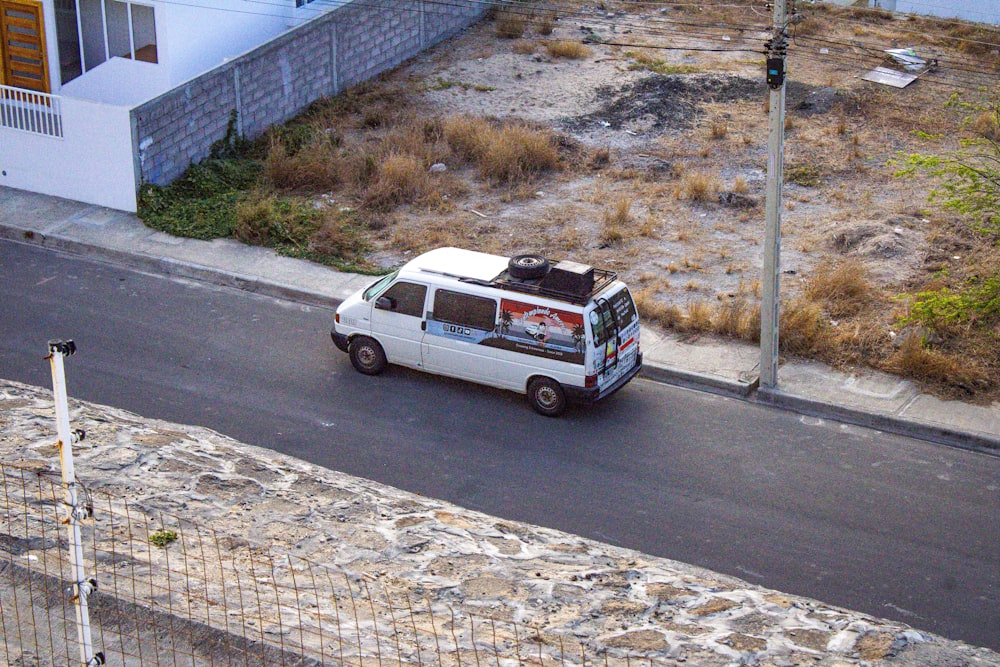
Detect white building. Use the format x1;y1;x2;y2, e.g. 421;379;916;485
1;0;483;211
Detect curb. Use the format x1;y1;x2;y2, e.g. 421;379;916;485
1;226;341;310
4;225;997;455
639;362;757;399
757;387;1000;454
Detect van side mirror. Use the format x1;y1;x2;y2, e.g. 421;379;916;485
375;296;394;310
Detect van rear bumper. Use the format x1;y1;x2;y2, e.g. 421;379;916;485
565;352;643;404
331;328;350;353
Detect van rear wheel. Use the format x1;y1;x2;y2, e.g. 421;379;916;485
349;336;387;375
528;377;566;417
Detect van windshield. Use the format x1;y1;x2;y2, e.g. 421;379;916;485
363;271;398;301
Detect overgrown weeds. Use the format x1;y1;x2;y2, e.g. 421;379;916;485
635;252;996;400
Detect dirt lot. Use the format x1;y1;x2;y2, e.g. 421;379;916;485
144;3;996;397
357;3;976;305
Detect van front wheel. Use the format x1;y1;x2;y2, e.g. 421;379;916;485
349;336;387;375
528;377;566;417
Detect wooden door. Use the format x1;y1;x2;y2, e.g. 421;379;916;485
0;0;49;92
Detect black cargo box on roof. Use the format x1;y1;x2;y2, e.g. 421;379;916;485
490;259;617;305
540;260;595;296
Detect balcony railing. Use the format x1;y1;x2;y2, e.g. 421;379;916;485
1;85;63;138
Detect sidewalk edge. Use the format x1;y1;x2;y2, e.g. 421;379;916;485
757;387;1000;455
640;362;757;399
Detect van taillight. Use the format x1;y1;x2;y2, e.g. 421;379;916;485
585;373;597;388
335;313;340;324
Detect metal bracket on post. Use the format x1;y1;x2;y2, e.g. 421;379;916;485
47;339;100;667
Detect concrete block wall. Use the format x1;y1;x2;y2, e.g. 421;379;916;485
131;0;485;187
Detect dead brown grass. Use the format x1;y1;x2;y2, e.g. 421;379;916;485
803;259;875;319
494;9;526;39
677;170;720;202
545;40;591;59
264;135;341;192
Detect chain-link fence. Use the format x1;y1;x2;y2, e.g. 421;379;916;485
1;462;661;667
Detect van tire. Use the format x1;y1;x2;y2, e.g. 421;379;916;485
509;254;550;280
349;336;387;375
528;377;566;417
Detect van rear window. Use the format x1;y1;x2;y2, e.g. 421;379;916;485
433;290;497;331
591;288;638;344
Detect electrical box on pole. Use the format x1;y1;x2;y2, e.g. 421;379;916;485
759;0;789;389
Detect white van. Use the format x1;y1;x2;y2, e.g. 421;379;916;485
331;247;642;416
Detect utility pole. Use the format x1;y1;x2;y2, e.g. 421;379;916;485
760;0;789;389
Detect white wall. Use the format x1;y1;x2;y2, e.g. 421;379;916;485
59;57;170;106
0;98;137;211
157;0;290;85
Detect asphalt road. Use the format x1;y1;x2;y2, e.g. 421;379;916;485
1;240;997;650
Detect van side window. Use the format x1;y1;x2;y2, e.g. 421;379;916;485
381;282;427;317
433;290;497;331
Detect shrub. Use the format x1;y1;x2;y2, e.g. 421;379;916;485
149;529;178;548
137;159;261;239
887;334;985;393
803;259;873;319
545;40;591;59
233;192;320;253
264;135;340;192
785;164;821;187
363;153;432;211
495;9;526;38
779;299;833;356
677;170;720;202
478;123;561;184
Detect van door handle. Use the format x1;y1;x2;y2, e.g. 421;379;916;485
421;321;426;331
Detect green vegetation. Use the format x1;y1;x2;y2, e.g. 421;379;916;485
784;164;822;187
137;86;568;275
624;52;702;75
891;92;999;388
149;529;178;548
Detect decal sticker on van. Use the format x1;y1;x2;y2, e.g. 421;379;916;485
488;299;586;365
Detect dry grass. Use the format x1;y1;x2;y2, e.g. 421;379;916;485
545;40;591;59
803;259;874;319
535;9;557;35
154;8;999;401
362;153;431;211
264;135;340;192
887;335;986;392
677;171;720;202
512;39;536;55
481;124;562;184
494;10;526;39
779;299;834;357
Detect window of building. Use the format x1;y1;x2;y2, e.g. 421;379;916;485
433;291;497;332
58;0;156;84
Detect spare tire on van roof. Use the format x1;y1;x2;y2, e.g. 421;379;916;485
508;254;550;280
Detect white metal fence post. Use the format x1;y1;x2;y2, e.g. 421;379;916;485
47;339;104;667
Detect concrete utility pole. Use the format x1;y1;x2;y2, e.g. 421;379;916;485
760;0;789;389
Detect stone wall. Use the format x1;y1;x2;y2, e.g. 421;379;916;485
2;379;998;667
131;0;484;187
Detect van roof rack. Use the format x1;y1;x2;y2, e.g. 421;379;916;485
418;258;619;305
491;265;617;305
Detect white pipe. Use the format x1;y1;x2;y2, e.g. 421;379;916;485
48;340;99;667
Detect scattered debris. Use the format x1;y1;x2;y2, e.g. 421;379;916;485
862;48;937;88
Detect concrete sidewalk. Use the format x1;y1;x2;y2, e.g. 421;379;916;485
1;186;997;453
